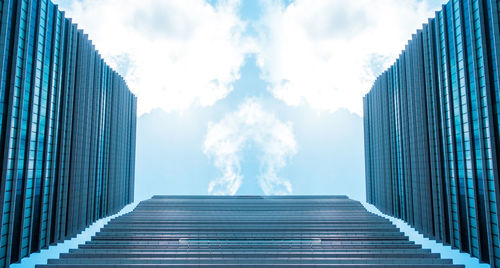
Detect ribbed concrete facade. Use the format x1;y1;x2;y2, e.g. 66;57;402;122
0;0;136;266
42;196;459;267
364;0;500;266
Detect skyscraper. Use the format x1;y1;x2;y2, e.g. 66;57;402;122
364;0;500;266
42;196;459;267
0;0;136;266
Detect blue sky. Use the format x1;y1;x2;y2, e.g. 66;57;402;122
102;0;376;200
15;0;489;267
134;54;365;200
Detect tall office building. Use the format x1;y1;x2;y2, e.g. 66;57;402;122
364;0;500;266
0;0;136;266
42;196;459;267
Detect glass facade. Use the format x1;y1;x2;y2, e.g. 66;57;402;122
41;196;459;267
0;0;136;266
364;0;500;266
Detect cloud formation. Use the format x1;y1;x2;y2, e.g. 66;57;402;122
256;0;446;115
55;0;252;115
203;99;296;195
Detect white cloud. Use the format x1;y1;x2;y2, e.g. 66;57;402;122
256;0;446;115
54;0;253;115
203;98;296;195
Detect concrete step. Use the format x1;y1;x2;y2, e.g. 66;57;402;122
46;257;454;265
38;264;464;268
58;251;444;259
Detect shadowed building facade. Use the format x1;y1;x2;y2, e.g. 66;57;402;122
42;196;459;267
0;0;136;266
364;0;500;266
